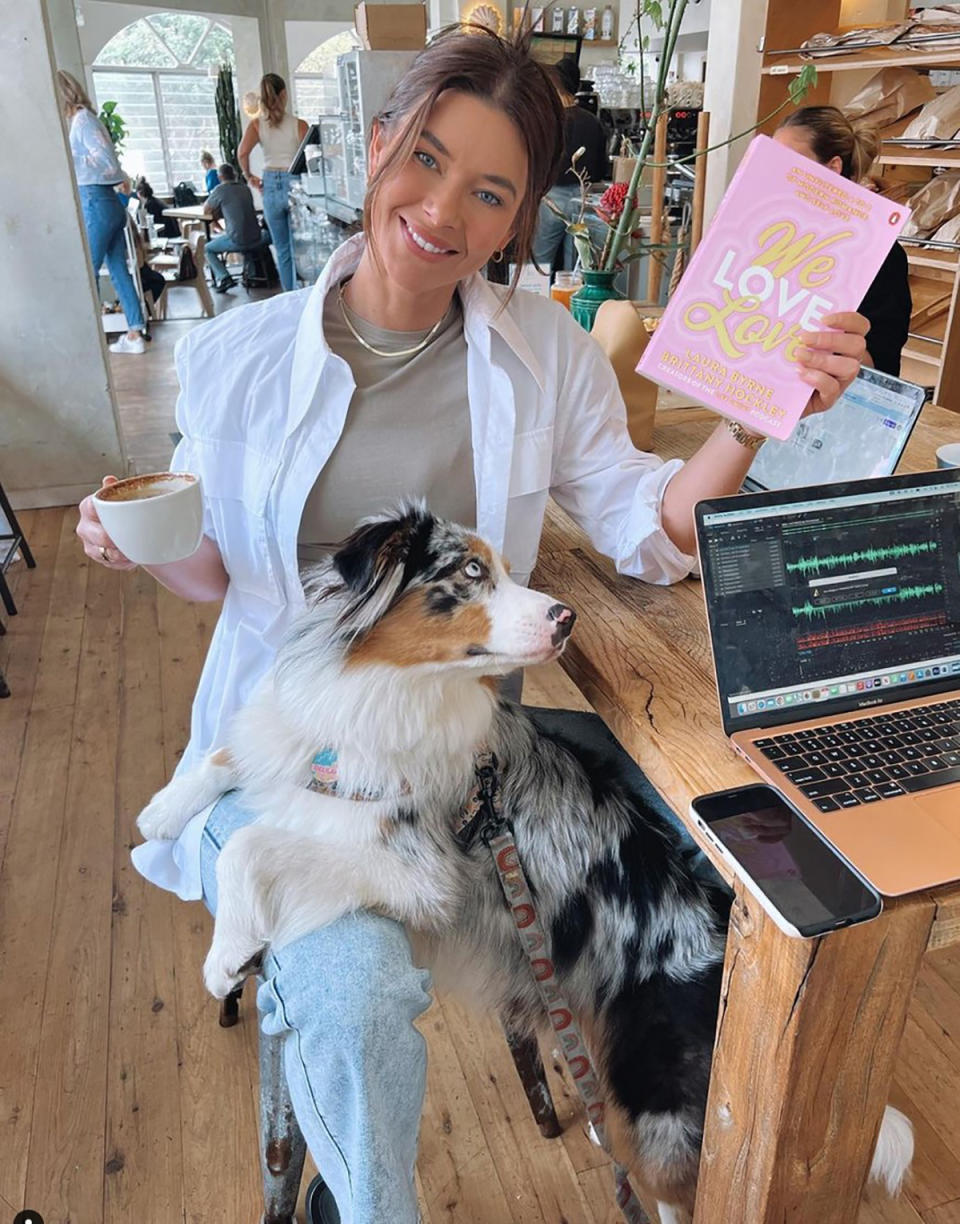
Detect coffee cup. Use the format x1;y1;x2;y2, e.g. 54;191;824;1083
936;443;960;470
93;472;203;565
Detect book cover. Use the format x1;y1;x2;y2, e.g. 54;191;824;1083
635;134;910;440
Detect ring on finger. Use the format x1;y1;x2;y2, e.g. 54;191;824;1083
100;545;110;562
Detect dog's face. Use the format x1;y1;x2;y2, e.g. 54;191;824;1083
324;504;576;674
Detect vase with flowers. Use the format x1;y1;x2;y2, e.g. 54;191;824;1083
547;0;817;330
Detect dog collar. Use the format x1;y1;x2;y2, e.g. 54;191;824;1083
307;747;504;846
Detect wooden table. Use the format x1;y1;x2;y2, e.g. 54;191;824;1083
531;403;960;1223
162;204;215;238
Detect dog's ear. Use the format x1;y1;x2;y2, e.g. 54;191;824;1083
332;502;434;636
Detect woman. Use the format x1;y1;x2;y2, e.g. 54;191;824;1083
136;177;180;238
532;53;608;272
238;73;308;291
57;70;146;355
77;30;867;1223
200;149;219;195
774;105;912;377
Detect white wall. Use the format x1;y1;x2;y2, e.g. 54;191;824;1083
286;18;353;73
2;0;124;509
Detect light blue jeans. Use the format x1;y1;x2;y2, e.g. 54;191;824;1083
79;184;144;330
204;230;268;286
262;169;297;291
532;183;581;273
198;710;715;1223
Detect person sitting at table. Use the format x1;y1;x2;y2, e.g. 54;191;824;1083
774;105;911;377
532;54;609;273
200;150;219;195
136;177;181;238
202;163;268;293
76;28;869;1224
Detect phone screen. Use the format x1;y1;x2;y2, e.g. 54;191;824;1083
693;785;881;935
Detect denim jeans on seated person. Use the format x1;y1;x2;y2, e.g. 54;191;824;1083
79;184;144;330
204;230;268;286
197;709;718;1224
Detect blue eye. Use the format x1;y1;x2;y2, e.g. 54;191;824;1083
477;189;503;207
414;150;437;169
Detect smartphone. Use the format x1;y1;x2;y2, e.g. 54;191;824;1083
689;784;882;938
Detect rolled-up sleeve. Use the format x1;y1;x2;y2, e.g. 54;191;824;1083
549;322;696;585
170;334;217;544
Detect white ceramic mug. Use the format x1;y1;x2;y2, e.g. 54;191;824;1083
936;442;960;470
93;472;203;565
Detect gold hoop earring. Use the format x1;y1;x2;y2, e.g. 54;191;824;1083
492;249;505;263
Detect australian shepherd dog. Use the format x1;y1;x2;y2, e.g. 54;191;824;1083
138;503;912;1221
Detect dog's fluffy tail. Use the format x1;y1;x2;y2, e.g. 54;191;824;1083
869;1105;914;1197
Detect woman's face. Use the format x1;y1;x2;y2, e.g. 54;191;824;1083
366;90;528;296
773;126;843;177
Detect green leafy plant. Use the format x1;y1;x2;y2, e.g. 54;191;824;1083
557;0;817;274
215;64;242;174
98;100;127;150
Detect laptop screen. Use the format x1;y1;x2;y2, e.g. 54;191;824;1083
696;469;960;736
745;368;926;493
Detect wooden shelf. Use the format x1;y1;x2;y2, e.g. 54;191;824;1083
905;247;960;273
762;45;960;74
878;149;960;168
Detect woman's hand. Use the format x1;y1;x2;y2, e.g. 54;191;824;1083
796;311;869;417
247;174;263;190
76;476;137;571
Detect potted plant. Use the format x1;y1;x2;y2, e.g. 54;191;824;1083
215;64;243;175
553;0;816;329
98;100;127;150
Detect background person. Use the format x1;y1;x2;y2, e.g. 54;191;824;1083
532;54;608;272
136;177;180;237
202;163;267;293
238;73;308;291
57;69;146;355
76;29;867;1223
774;105;912;377
200;149;219;194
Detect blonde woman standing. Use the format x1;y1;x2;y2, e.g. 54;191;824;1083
238;73;308;290
57;70;146;353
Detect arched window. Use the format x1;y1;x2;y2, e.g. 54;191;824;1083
293;29;359;122
93;13;235;193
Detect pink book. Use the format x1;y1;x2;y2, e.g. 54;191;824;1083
636;134;910;440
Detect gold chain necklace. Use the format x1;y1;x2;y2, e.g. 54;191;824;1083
337;282;445;359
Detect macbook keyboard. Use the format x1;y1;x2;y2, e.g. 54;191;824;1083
753;699;960;812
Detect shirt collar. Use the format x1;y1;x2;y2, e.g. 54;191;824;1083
286;234;546;433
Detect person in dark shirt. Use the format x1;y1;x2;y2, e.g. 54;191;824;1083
136;178;180;238
202;163;268;292
532;55;609;272
774;106;911;377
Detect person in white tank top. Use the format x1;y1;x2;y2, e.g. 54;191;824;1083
238;72;308;291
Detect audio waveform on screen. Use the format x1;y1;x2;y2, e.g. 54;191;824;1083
796;610;947;651
785;541;938;576
792;583;944;620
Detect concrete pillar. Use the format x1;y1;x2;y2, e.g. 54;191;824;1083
702;0;767;224
1;0;123;509
257;0;290;86
45;0;85;81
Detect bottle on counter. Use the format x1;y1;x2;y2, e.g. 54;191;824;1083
583;7;597;39
551;6;566;32
601;3;615;40
566;4;580;34
550;270;583;311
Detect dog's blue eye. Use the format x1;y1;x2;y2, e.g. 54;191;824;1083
464;560;483;580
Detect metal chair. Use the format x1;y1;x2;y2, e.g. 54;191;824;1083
220;975;561;1224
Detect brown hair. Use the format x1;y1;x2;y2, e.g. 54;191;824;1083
259;73;287;128
364;25;564;294
56;69;95;117
777;105;880;182
200;150;215;167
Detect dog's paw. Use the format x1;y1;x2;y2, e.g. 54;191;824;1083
137;780;195;841
202;945;248;999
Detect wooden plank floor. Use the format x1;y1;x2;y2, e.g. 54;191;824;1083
2;525;960;1222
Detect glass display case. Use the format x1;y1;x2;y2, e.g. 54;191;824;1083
319;49;419;223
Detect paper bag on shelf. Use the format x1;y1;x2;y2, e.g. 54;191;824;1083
902;171;960;236
902;83;960;142
845;67;936;129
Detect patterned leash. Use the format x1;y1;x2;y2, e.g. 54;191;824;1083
458;754;651;1224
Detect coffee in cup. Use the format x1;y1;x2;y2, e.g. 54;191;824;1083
936;442;960;470
93;472;203;565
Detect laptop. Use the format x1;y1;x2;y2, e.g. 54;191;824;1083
743;367;926;493
695;467;960;896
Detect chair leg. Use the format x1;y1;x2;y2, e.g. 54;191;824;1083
0;570;15;618
0;667;9;698
0;480;34;568
502;1022;562;1139
259;1003;307;1224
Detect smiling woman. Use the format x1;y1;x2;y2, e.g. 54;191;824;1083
76;23;873;1224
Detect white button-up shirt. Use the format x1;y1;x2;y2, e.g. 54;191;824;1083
131;234;694;899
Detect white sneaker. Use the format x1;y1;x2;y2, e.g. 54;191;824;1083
111;333;145;355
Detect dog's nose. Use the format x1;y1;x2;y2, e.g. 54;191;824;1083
547;603;576;642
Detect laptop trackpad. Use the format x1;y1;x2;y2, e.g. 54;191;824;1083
819;792;960;897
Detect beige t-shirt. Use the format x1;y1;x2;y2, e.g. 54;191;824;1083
297;285;475;567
